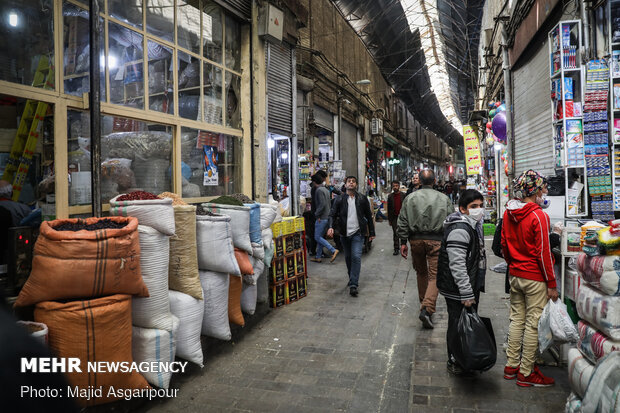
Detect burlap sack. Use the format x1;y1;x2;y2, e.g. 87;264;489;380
16;217;148;307
169;205;202;300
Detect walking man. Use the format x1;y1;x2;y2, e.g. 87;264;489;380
387;180;404;255
407;172;420;195
310;174;339;263
501;170;558;387
397;169;453;329
327;176;375;297
436;189;486;375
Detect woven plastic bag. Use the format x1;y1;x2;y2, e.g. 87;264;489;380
538;299;579;353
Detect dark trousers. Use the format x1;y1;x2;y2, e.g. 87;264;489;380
445;291;480;364
390;224;399;251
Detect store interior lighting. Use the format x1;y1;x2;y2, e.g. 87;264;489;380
354;79;371;85
8;12;18;27
281;152;288;160
267;138;275;149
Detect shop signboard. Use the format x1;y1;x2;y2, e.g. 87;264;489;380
462;125;481;175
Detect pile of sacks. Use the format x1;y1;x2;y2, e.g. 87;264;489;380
565;226;620;412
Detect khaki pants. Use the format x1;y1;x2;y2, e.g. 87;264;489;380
410;239;441;314
506;276;548;377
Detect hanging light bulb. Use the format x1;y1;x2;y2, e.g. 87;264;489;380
267;138;275;149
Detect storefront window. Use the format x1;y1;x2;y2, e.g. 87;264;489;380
0;0;54;89
0;94;55;218
68;111;173;205
109;0;143;30
225;72;241;129
108;22;144;109
225;15;241;71
178;51;201;120
62;2;106;100
177;0;201;55
148;41;174;114
181;127;240;197
202;1;222;64
204;63;222;124
146;0;174;43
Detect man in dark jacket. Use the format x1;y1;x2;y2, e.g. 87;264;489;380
327;176;375;297
407;172;420;196
436;189;486;375
311;175;339;263
387;180;404;255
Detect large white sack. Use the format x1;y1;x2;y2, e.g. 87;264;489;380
565;392;583;413
110;195;175;236
578;320;620;363
201;203;252;254
199;270;231;341
568;347;595;398
133;225;173;331
252;242;265;261
168;290;204;367
577;284;620;340
262;228;273;250
256;265;269;305
582;351;620;413
245;203;262;245
132;315;179;389
259;204;278;230
196;214;240;275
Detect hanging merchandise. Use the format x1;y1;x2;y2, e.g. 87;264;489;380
492;112;507;142
583;60;613;221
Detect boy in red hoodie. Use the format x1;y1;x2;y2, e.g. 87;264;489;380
501;170;558;387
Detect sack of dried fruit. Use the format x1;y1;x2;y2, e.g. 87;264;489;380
110;191;175;236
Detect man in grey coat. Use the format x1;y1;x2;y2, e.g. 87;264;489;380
310;176;339;263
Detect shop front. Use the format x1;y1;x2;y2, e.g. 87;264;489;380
0;0;250;222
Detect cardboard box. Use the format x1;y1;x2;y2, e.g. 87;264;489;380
271;222;282;238
286;276;298;303
282;217;296;235
271;257;286;284
275;236;284;257
284;234;295;254
293;232;303;250
297;274;307;298
285;254;296;279
295;250;305;274
269;282;286;308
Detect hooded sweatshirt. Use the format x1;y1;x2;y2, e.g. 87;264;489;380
437;212;482;301
501;200;556;289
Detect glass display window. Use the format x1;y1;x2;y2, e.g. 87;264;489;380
225;72;241;129
0;94;55;218
202;0;223;64
109;0;143;30
178;51;201;120
108;22;145;109
67;111;172;205
148;40;174;114
204;62;222;124
0;0;55;89
180;127;240;198
146;0;174;43
225;14;241;72
177;0;201;55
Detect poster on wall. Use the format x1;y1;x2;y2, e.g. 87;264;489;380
203;145;219;186
462;125;481;175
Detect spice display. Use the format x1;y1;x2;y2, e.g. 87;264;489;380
196;205;219;216
159;191;188;206
53;218;128;231
209;195;244;206
116;191;159;201
230;193;254;204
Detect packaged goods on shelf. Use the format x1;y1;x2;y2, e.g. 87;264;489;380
568;347;595;398
580;352;620;413
576;284;620;340
577;321;620;364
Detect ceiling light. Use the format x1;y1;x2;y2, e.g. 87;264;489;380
355;79;371;85
9;12;18;27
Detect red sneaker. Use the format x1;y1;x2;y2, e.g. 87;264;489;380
503;365;519;380
516;366;555;387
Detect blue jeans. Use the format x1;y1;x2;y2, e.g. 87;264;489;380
341;231;364;288
314;219;335;259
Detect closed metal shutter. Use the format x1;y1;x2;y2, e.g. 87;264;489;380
266;41;293;135
214;0;251;21
341;119;357;176
313;105;334;132
513;36;554;177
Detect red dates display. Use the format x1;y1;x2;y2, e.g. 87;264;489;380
116;191;159;201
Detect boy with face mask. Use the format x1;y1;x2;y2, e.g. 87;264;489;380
436;189;487;375
501;170;558;387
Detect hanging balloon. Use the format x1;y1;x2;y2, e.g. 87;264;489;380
486;121;492;129
498;104;506;112
489;109;496;117
495;101;501;107
489;101;495;108
486;128;492;136
492;111;507;142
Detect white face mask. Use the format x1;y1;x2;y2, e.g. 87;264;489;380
468;208;485;222
536;194;550;209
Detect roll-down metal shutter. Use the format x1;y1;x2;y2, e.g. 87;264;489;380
513;36;554;177
313;105;334;132
267;41;293;135
341;119;357;176
214;0;251;21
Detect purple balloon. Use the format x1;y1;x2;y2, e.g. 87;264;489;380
492;111;507;142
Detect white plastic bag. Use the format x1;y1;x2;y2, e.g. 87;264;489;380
539;299;579;352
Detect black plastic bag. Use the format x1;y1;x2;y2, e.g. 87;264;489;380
449;307;497;372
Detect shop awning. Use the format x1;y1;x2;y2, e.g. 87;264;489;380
383;132;398;146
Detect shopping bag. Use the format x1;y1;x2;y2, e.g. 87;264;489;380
449;307;497;372
538;299;579;353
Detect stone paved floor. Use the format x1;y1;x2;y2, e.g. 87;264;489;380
99;220;570;412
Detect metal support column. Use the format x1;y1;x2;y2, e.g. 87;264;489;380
89;0;102;217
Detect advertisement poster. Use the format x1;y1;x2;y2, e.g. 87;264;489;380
203;146;218;186
462;125;481;175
